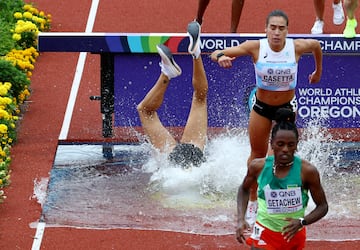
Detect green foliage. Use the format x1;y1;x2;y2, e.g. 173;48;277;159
0;0;24;23
0;0;21;55
0;0;52;204
17;31;38;49
0;60;30;99
0;21;16;55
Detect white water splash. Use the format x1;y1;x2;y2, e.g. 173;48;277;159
142;129;250;206
32;177;49;207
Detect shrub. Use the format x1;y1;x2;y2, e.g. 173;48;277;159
0;0;51;203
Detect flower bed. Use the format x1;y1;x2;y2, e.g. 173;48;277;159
0;0;51;203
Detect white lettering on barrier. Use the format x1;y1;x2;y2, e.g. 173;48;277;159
200;39;240;50
298;96;360;105
298;88;360;96
298;105;360;118
298;88;333;96
297;88;360;119
319;40;360;51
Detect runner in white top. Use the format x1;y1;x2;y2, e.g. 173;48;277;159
210;9;323;225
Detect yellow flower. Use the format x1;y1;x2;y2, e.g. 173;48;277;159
0;110;10;120
4;82;11;89
0;86;9;96
0;124;7;134
0;97;12;106
23;88;30;96
28;63;34;70
14;20;38;33
13;12;23;19
23;11;33;19
0;149;6;157
12;33;22;41
17;61;26;70
23;4;32;11
29;7;39;15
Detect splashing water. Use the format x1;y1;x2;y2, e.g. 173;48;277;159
298;117;337;176
297;118;360;225
32;177;49;206
142;129;250;209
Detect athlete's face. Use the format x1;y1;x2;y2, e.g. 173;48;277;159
265;16;288;50
271;130;298;165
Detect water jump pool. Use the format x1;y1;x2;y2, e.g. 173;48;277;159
35;130;359;241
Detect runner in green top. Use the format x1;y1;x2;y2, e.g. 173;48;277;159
236;108;328;249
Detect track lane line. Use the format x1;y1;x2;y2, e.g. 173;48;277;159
59;0;100;140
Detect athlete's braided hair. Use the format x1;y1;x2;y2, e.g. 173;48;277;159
271;108;298;141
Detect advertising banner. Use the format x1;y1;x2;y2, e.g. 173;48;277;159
114;35;360;129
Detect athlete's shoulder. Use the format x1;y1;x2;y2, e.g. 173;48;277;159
301;159;320;177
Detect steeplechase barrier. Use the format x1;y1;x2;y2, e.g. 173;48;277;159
38;33;360;157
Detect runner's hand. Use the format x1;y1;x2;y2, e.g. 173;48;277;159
236;221;248;244
308;70;321;83
218;56;236;68
282;217;303;242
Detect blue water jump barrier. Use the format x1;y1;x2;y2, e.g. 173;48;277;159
38;33;360;157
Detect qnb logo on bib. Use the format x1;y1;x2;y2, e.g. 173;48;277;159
264;187;303;214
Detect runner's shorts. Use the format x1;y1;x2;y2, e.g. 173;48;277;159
246;221;306;250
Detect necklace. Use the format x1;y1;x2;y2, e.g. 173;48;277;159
272;161;294;176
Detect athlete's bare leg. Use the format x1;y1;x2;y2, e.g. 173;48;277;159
137;73;177;152
230;0;245;33
181;56;208;151
196;0;211;25
247;110;273;200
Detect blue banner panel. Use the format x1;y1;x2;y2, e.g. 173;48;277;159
114;53;360;129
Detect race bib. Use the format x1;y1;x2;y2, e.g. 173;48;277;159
264;187;303;214
250;222;265;240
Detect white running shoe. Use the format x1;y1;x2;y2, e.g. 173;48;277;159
333;2;345;25
311;19;324;34
156;44;182;79
187;20;201;59
245;200;258;228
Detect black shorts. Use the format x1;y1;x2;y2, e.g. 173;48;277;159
252;96;297;121
168;143;205;168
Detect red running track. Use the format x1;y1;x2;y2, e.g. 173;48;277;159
0;0;359;249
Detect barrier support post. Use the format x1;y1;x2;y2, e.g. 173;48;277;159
100;53;114;158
